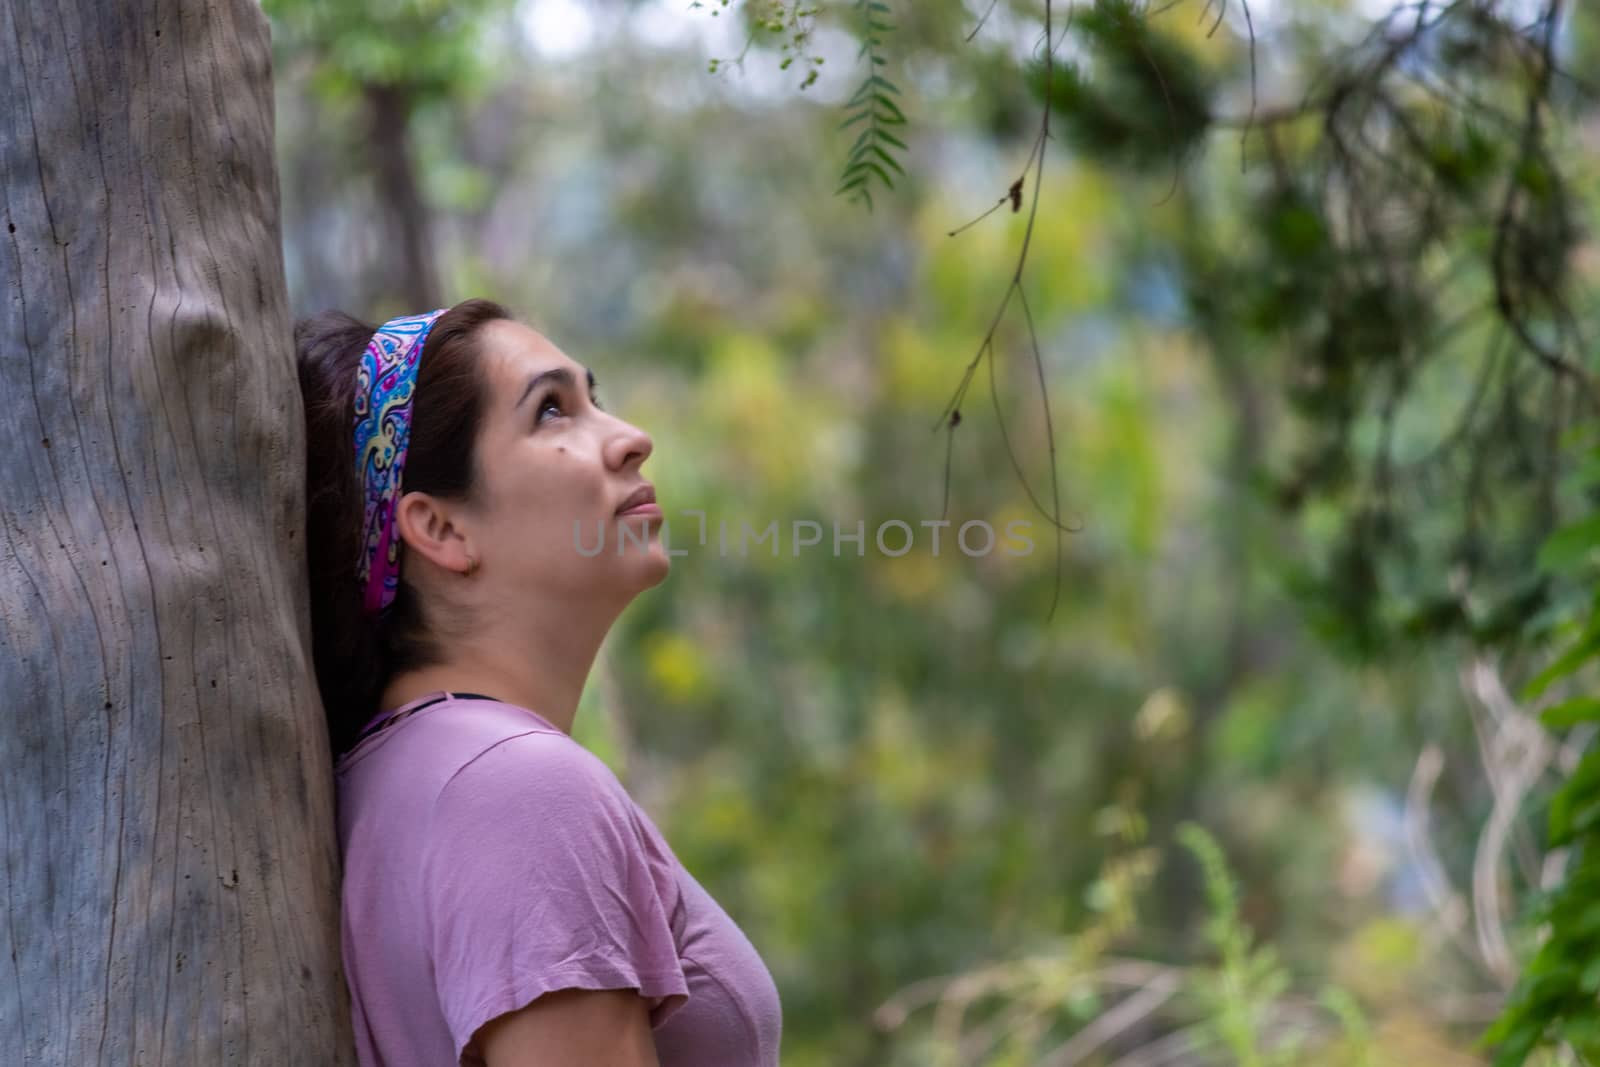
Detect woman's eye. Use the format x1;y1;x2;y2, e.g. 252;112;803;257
535;390;602;425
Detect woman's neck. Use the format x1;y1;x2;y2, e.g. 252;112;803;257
379;611;614;736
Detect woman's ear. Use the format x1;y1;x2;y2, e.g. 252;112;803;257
393;491;476;576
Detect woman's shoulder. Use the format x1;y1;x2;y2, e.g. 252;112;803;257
415;703;645;838
421;717;679;902
337;696;640;839
439;715;627;805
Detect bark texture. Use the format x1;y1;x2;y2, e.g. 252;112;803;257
0;0;354;1062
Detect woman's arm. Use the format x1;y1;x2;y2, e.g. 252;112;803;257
470;988;663;1067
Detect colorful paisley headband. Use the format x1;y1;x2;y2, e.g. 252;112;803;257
353;308;449;617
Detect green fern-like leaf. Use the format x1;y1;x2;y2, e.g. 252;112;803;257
835;0;906;211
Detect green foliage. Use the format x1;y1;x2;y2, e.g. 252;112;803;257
699;1;827;88
875;819;1389;1065
689;0;901;207
1178;822;1296;1067
1482;444;1600;1064
1317;986;1380;1067
836;1;907;211
262;0;512;102
1027;0;1215;175
1481;793;1600;1064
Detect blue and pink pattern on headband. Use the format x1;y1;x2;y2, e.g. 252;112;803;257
353;308;448;616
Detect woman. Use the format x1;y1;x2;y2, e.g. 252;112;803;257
297;299;783;1067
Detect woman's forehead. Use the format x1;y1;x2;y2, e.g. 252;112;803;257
483;320;588;385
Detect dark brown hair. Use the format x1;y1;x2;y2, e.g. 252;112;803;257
296;298;512;755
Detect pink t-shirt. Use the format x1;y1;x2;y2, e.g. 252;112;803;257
334;692;782;1066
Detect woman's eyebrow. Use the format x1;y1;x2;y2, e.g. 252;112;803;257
513;366;598;410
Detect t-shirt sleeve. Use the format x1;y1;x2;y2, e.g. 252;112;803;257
419;732;690;1062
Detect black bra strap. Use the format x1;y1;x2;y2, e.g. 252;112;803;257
353;691;504;747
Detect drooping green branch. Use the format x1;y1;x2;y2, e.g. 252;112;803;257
834;1;908;211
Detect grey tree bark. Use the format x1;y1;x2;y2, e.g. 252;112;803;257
0;0;354;1063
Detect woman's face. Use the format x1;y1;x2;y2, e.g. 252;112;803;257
458;318;669;607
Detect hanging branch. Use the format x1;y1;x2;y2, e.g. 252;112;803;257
936;0;1079;625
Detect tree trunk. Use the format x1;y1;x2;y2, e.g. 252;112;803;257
0;1;354;1063
364;83;440;312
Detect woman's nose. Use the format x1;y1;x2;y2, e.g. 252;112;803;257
604;416;653;471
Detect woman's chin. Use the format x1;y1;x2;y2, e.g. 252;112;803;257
637;542;672;588
597;514;671;592
614;536;671;591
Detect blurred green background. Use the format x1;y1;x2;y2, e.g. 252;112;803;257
264;1;1600;1063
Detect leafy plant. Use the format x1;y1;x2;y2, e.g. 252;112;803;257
699;1;826;88
835;0;907;211
1481;439;1600;1065
1176;822;1297;1067
872;813;1386;1066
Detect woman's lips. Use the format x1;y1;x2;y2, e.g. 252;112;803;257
615;502;663;518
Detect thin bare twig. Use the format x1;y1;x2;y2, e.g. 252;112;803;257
938;0;1076;621
966;0;1003;43
1036;972;1183;1067
1403;743;1479;967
